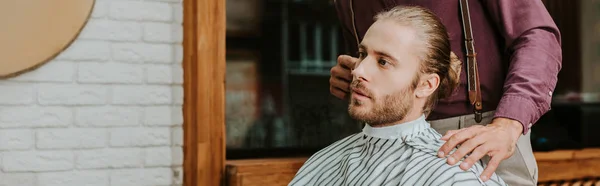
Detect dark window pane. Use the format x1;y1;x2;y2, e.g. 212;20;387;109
225;0;361;159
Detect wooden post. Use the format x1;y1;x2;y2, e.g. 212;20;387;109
183;0;226;185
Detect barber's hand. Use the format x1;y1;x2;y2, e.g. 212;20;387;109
329;55;358;100
437;117;523;181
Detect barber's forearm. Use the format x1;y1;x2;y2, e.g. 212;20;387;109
494;96;538;134
494;28;562;134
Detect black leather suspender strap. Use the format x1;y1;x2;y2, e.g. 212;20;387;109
459;0;483;123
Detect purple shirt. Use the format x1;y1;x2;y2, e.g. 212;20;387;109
334;0;562;134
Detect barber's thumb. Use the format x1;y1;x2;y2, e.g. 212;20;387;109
337;55;357;68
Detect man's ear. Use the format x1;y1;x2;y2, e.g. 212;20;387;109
415;73;440;98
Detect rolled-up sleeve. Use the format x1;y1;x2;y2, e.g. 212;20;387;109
482;0;562;134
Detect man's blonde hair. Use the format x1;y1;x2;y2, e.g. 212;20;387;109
375;6;462;116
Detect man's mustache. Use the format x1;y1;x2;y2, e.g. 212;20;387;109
350;80;373;98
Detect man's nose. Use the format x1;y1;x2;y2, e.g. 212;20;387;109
351;59;368;82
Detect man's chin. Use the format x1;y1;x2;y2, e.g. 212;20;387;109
349;102;367;111
348;105;369;119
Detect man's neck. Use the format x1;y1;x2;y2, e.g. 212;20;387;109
369;110;423;128
362;113;428;139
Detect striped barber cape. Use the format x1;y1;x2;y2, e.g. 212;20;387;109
289;115;507;186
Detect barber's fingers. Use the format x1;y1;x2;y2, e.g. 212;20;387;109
440;129;464;141
447;133;486;166
330;86;348;100
330;76;350;93
438;127;481;160
337;55;358;71
329;55;357;100
331;63;352;82
459;143;489;171
480;155;502;182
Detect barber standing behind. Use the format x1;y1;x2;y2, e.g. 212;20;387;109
328;0;562;185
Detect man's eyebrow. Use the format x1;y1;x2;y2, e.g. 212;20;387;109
375;50;399;64
358;44;367;50
358;44;398;63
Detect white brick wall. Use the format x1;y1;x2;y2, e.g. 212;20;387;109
3;151;74;172
36;128;107;149
0;84;35;105
9;61;75;82
80;20;143;41
76;107;141;127
110;2;173;22
76;148;144;169
0;0;184;185
112;85;172;105
78;63;144;84
144;147;172;167
0;129;34;150
0;173;37;186
146;65;174;84
109;127;171;147
110;168;172;186
56;41;111;61
143;23;182;43
111;43;174;63
38;171;109;186
0;107;73;128
37;84;108;105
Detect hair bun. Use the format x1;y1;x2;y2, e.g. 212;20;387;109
448;51;461;90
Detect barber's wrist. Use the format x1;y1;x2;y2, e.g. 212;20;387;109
491;117;524;139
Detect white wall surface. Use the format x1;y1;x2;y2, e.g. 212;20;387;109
0;0;184;185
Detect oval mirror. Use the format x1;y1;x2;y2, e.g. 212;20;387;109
0;0;95;78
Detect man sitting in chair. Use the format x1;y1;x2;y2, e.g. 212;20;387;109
289;6;507;186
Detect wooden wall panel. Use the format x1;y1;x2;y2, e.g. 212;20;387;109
226;158;308;186
225;149;600;185
183;0;226;185
535;148;600;182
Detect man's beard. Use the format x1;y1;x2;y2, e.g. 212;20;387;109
348;81;414;127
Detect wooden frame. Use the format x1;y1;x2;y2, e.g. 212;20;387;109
226;157;308;186
182;0;226;185
224;149;600;185
181;0;600;185
535;148;600;182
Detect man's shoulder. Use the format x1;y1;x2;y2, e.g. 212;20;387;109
423;161;507;186
401;148;507;186
305;133;363;162
288;133;363;185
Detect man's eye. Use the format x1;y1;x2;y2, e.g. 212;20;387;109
358;52;367;59
378;59;389;66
